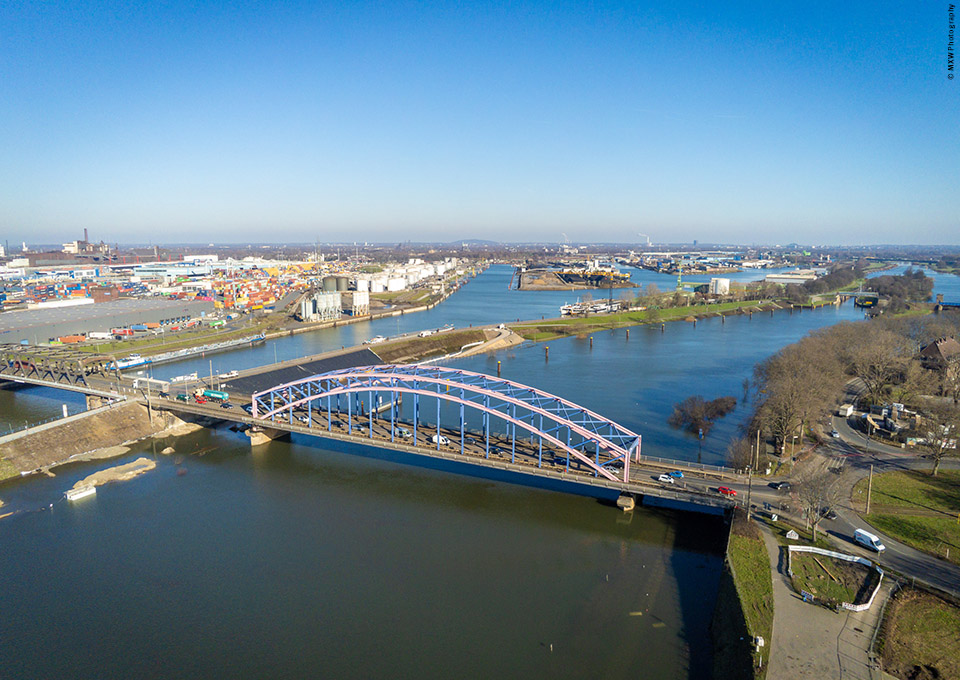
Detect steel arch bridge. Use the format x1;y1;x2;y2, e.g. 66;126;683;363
251;364;642;483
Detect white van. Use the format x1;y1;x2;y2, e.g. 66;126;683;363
431;434;450;445
854;528;886;553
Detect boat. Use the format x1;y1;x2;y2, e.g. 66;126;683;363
111;354;152;370
65;486;97;501
560;299;624;316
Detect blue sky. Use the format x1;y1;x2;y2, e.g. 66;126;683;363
1;1;956;245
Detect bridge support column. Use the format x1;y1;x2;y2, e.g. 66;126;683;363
246;426;290;447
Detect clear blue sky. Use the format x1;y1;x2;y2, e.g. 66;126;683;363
1;1;956;245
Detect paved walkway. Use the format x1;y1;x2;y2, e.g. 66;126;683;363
759;522;894;680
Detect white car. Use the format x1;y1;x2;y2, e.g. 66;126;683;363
658;474;675;484
396;427;412;439
831;430;840;438
431;434;450;445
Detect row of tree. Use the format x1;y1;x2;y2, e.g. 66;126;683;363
750;308;960;474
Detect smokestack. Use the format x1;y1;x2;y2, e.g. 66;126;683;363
84;228;88;243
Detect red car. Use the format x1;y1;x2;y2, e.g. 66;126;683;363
193;395;207;404
717;486;737;497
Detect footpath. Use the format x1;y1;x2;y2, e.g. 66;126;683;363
758;522;896;680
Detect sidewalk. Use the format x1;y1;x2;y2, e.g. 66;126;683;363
758;522;894;680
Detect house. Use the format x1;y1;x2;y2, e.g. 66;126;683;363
919;336;960;370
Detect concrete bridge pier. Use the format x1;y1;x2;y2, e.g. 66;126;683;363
246;426;291;446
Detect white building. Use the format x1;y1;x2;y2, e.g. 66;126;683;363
709;278;730;295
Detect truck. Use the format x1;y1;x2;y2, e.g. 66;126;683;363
837;404;854;417
201;389;230;403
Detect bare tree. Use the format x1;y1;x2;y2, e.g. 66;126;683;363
796;468;843;540
844;329;913;404
726;437;753;470
918;402;960;476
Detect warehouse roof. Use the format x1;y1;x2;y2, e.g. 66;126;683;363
222;348;383;395
0;298;212;333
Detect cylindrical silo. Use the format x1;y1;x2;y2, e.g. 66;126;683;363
322;276;337;292
336;276;349;292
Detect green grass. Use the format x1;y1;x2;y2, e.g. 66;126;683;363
867;514;960;565
726;515;774;675
853;470;960;514
0;458;18;482
512;300;766;340
880;589;960;680
789;553;859;604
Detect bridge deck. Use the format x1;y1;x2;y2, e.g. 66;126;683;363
156;398;738;513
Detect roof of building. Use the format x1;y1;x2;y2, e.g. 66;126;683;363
222;348;382;395
919;336;960;363
0;297;213;333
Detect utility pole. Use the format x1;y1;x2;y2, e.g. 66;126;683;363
746;466;753;514
866;464;874;515
755;428;761;468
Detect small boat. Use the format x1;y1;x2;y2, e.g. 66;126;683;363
65;486;97;501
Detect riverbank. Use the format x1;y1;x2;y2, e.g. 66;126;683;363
712;509;773;679
511;299;772;341
0;402;202;482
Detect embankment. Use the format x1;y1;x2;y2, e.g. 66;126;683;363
0;401;198;481
712;509;773;679
513;300;774;341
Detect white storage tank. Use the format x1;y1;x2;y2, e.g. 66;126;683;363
355;278;370;292
387;277;407;292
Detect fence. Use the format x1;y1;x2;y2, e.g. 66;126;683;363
787;545;884;612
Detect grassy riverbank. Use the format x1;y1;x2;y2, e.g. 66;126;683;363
513;300;768;342
853;470;960;566
713;510;773;679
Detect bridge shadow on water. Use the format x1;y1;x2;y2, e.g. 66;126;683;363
217;424;728;679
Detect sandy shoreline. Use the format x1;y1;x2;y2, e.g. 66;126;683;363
71;457;157;491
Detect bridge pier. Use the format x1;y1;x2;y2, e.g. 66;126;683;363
246;426;290;446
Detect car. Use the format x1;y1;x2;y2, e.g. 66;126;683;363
193;395;207;404
241;404;253;414
668;470;684;479
298;415;310;423
773;481;791;491
831;430;840;438
158;391;170;399
823;507;838;520
396;427;412;438
657;474;675;484
176;394;189;402
717;486;737;497
220;402;233;409
431;434;450;445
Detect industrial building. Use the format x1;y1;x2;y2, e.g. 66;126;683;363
0;298;214;345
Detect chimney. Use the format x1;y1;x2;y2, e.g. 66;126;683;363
84;228;88;243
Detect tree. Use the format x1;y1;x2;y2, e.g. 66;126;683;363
919;402;960;476
843;329;913;404
726;437;753;470
668;395;737;436
796;468;843;541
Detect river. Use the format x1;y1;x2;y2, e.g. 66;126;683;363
0;262;958;679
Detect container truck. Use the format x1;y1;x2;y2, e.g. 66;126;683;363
201;389;229;403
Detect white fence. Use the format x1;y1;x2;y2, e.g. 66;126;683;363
787;545;884;612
